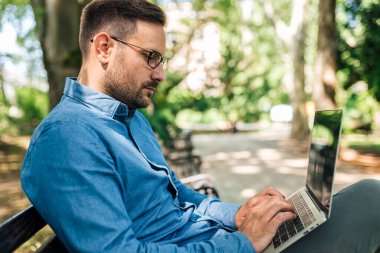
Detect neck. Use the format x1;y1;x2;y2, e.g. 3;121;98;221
77;64;103;92
77;60;107;94
77;66;88;85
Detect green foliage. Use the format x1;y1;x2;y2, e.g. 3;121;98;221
0;103;12;135
342;90;380;132
337;0;380;101
0;0;30;33
14;86;49;134
208;0;288;124
344;133;380;155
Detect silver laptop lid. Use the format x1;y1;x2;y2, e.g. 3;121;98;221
306;109;343;218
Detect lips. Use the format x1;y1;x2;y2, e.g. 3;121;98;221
145;86;156;92
143;81;158;92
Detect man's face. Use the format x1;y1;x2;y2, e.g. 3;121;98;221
102;20;166;109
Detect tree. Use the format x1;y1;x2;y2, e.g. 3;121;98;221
30;0;86;109
314;0;337;110
259;0;310;141
2;0;181;145
337;0;380;102
213;0;247;125
181;0;289;126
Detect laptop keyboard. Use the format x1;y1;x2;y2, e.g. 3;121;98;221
272;192;317;248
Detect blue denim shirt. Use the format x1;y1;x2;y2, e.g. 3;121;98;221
21;78;254;253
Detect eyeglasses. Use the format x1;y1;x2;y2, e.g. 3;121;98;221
110;36;167;69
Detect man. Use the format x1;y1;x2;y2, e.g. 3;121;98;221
21;0;380;252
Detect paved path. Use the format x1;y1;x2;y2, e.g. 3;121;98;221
192;126;380;204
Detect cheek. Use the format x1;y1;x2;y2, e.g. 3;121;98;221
113;55;151;85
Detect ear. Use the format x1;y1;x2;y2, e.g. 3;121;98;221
91;33;115;65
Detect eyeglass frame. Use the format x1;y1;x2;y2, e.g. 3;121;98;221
90;36;167;69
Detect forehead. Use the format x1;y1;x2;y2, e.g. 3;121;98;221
128;20;166;55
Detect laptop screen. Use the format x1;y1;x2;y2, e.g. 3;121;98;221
306;109;343;216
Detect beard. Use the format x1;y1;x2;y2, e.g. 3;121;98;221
101;57;158;109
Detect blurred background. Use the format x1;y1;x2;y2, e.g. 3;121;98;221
0;0;379;251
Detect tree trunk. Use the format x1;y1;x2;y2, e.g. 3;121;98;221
289;0;309;141
31;0;81;109
261;0;310;141
314;0;337;110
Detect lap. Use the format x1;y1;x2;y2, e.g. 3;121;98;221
283;179;380;253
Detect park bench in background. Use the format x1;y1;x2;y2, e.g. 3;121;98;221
165;129;202;178
165;129;219;198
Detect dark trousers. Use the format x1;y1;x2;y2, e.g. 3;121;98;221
284;179;380;253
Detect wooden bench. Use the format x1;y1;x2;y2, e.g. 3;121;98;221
0;206;67;253
165;130;219;198
165;130;202;178
0;131;217;252
1;184;218;253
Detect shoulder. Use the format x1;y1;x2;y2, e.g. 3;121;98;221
29;100;122;154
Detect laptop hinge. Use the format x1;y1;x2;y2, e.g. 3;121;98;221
305;185;328;217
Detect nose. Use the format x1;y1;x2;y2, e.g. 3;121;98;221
151;64;165;83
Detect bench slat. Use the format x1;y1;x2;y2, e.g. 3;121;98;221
0;206;47;253
36;235;67;253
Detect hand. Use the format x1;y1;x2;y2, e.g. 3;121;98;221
235;188;296;253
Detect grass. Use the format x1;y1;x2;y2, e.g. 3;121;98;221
343;133;380;155
347;143;380;155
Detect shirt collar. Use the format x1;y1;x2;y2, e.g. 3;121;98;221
63;77;135;122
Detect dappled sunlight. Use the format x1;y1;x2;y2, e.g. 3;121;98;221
240;188;257;198
205;151;252;161
231;151;252;159
193;132;380;204
257;148;282;160
335;172;361;184
275;166;307;176
247;158;263;164
213;152;229;160
230;165;262;174
335;172;380;184
282;158;307;168
340;148;358;161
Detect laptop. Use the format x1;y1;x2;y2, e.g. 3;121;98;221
263;109;343;253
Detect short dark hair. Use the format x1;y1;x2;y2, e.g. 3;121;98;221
79;0;166;57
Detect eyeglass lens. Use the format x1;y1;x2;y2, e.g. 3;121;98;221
148;52;164;68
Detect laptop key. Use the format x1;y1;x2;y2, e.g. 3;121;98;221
294;217;305;232
279;224;287;235
273;235;281;248
271;192;318;248
303;217;312;226
280;232;289;243
288;229;297;238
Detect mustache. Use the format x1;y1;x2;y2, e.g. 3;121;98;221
142;81;159;90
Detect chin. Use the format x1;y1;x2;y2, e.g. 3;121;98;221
135;100;152;109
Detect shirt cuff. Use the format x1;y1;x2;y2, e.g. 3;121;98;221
196;197;241;230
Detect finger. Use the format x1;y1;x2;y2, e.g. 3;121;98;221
270;211;297;230
260;187;286;198
245;194;271;208
260;197;295;222
242;196;294;225
245;194;292;212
